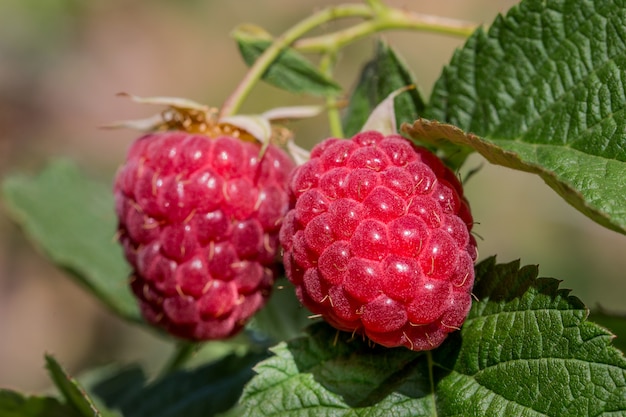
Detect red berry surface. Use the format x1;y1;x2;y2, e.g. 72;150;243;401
280;131;477;351
114;131;295;340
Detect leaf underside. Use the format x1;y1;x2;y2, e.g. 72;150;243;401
418;0;626;234
1;160;140;322
239;258;626;417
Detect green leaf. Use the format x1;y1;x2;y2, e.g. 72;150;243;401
590;308;626;354
0;390;80;417
404;118;626;234
233;26;342;97
247;277;313;342
46;355;105;417
434;257;626;416
424;0;626;234
241;323;433;416
239;258;626;416
83;365;147;413
343;40;427;138
1;159;141;322
91;351;269;417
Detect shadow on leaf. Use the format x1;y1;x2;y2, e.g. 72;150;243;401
289;321;448;408
90;351;268;417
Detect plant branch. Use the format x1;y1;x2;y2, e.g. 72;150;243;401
220;4;374;117
294;8;478;53
220;2;478;118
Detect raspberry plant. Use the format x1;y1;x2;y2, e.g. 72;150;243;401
2;0;626;416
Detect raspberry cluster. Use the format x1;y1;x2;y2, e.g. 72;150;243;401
280;131;477;351
114;131;294;340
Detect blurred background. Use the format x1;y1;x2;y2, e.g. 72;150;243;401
1;0;624;392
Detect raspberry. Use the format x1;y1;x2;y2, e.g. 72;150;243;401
280;131;477;351
114;130;295;340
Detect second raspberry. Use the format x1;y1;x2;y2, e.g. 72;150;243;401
280;130;477;351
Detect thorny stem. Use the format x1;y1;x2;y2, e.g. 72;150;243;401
219;1;478;118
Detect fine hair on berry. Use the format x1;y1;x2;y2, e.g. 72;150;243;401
280;130;477;351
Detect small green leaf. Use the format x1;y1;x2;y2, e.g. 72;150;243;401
91;351;269;417
343;40;427;137
425;0;626;234
1;160;141;322
247;277;313;342
239;258;626;416
0;390;79;417
233;26;342;97
46;355;105;417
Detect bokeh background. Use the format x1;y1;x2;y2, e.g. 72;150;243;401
1;0;624;392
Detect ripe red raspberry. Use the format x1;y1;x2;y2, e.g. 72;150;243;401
114;130;295;340
280;131;477;351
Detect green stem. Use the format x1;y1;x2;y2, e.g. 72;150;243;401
158;342;198;377
319;51;345;138
219;2;478;118
220;4;374;117
426;351;438;414
295;8;478;53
